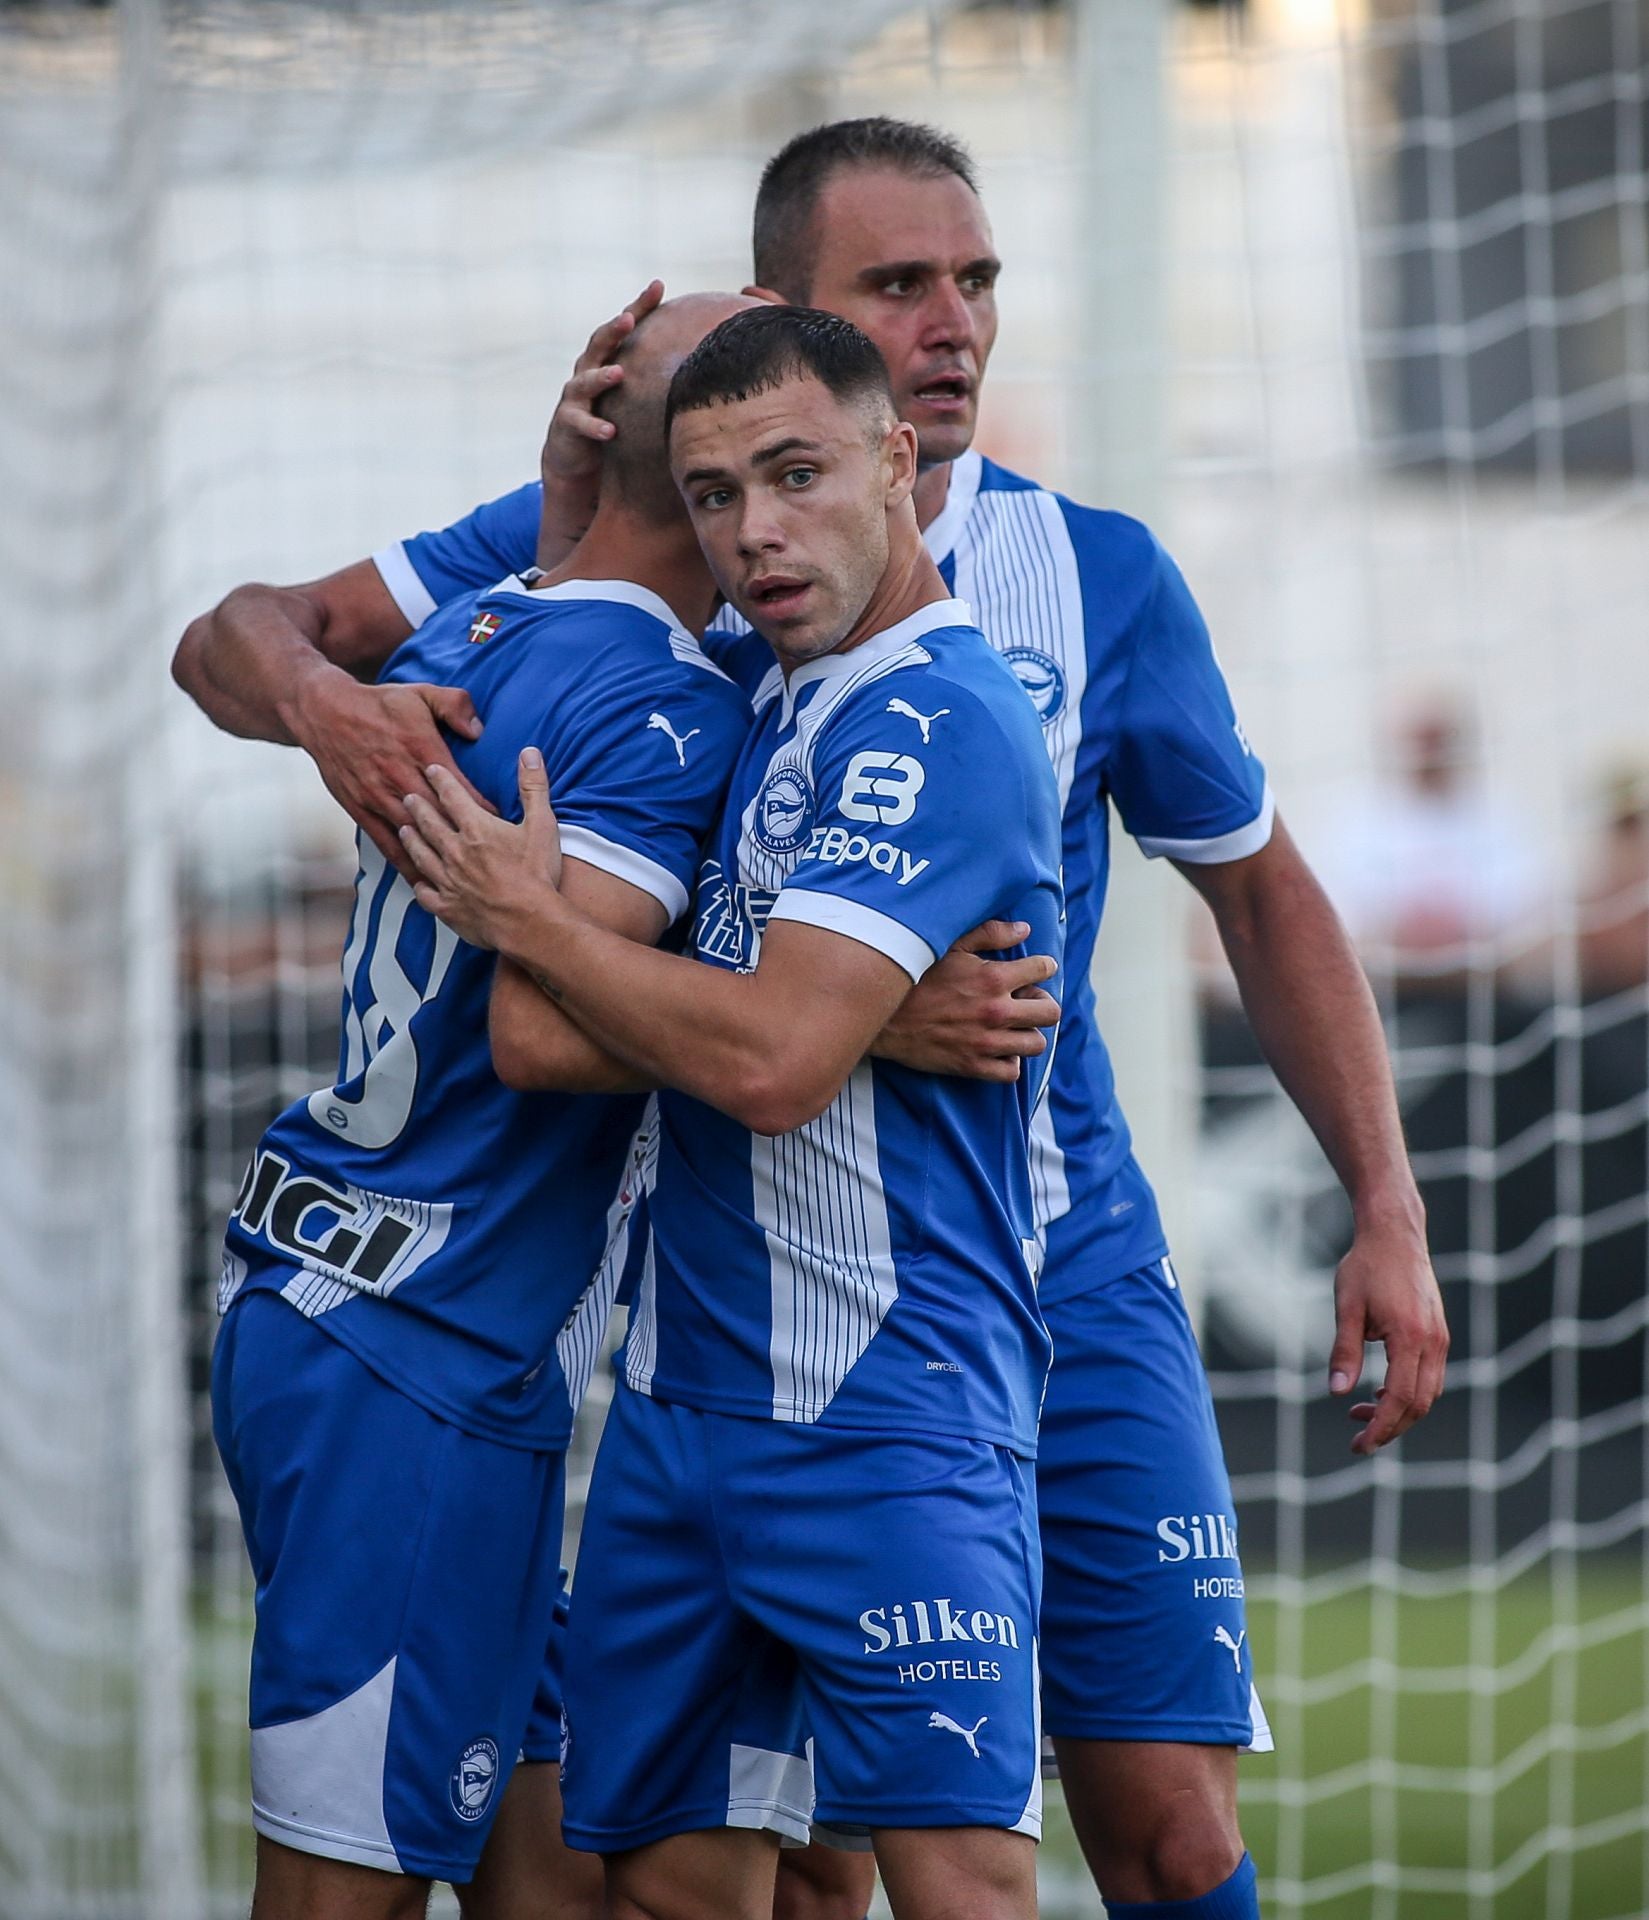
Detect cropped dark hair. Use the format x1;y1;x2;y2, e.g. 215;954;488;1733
753;117;980;300
664;306;895;436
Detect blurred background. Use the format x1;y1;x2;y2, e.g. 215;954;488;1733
2;0;1647;1914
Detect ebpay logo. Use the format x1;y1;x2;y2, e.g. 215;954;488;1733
839;751;925;826
804;825;930;888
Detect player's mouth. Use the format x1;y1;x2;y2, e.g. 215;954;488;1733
909;371;973;413
746;574;814;617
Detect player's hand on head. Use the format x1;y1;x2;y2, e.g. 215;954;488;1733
295;674;488;883
399;748;564;951
538;280;665;563
1329;1222;1449;1454
869;919;1060;1081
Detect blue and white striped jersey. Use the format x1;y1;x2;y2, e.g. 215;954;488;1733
375;452;1270;1302
627;600;1065;1457
221;576;750;1449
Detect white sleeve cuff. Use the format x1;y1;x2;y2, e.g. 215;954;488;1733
371;542;438;631
766;889;937;983
558;825;690;923
1135;785;1276;865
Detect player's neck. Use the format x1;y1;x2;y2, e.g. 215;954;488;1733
817;522;949;668
539;512;719;637
912;459;953;534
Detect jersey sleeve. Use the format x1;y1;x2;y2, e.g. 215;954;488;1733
372;481;544;628
536;644;749;925
1106;542;1274;864
766;681;1041;982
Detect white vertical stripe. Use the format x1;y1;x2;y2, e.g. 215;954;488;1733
568;1103;658;1411
334;839;383;1086
951;487;1089;1235
1012;1640;1045;1838
754;1065;898;1422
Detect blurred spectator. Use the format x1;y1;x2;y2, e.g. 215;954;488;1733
1315;694;1547;979
1579;763;1649;998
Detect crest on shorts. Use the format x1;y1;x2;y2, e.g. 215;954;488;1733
449;1736;501;1822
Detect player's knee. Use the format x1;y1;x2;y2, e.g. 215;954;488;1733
1116;1816;1245;1905
250;1844;431;1920
773;1843;877;1920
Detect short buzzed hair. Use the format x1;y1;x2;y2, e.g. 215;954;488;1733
597;321;683;522
665;306;895;437
753;117;980;301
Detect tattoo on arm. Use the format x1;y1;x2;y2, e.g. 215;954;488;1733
530;968;565;1005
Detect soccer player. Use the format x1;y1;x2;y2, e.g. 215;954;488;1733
176;120;1449;1920
398;304;1065;1920
391;126;1450;1919
201;293;757;1920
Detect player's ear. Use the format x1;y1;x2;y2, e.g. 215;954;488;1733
884;419;918;509
740;284;787;307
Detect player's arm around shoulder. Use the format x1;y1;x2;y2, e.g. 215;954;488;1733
172;555;486;878
172;557;412;734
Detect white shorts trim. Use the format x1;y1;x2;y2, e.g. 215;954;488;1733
250;1656;402;1873
727;1742;815;1847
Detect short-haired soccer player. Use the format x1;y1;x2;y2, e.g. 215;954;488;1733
198;294;761;1920
399;305;1065;1920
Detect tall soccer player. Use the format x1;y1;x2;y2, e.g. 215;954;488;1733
175;123;1449;1920
400;304;1064;1920
197;294;758;1920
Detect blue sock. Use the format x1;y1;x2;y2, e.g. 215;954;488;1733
1102;1851;1259;1920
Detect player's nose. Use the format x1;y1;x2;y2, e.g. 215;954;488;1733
919;280;975;351
735;501;786;554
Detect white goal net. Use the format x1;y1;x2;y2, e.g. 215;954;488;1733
1;1;1645;1916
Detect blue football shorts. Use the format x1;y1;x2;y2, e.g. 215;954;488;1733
211;1288;569;1882
519;1570;571;1765
1036;1249;1272;1752
559;1382;1044;1854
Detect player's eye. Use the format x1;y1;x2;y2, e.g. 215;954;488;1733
881;278;917;298
696;486;734;510
782;466;817;490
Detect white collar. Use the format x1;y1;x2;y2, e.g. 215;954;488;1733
780;596;972;724
920;447;984;568
497;574;701;648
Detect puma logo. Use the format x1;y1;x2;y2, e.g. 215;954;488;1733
1213;1625;1247;1673
886;697;949;743
647;712;701;767
928;1712;987;1758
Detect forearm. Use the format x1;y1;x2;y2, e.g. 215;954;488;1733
174;586;354;747
491;959;653;1094
496;898;816;1134
1213;858;1422;1231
